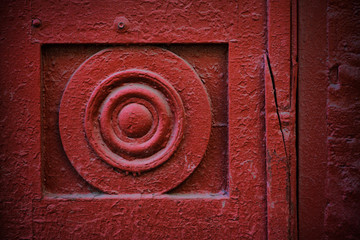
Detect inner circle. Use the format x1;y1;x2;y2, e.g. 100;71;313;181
118;103;153;138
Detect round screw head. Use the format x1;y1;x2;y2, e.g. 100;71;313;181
113;17;129;32
32;18;41;28
118;22;125;30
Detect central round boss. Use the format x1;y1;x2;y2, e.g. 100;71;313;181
118;103;153;138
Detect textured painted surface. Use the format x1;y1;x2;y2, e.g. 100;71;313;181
299;0;360;239
325;0;360;238
30;0;238;43
265;0;297;239
0;0;285;238
298;0;328;238
32;197;238;239
0;1;40;239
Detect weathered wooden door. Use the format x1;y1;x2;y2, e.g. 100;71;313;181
0;0;297;239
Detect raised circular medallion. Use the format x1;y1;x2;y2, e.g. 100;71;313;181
59;46;211;194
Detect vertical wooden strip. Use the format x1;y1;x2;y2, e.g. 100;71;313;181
298;0;328;238
265;54;290;240
290;0;298;238
266;0;297;238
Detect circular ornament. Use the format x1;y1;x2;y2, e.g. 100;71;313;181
84;70;185;172
59;46;211;194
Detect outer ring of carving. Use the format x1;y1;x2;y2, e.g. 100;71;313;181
85;70;184;172
59;46;212;194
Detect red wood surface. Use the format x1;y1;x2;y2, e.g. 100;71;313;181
299;0;360;239
266;0;297;239
298;0;328;238
0;0;297;239
325;1;360;237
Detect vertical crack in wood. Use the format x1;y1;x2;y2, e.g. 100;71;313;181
265;53;289;160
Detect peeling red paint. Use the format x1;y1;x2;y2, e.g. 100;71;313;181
0;0;304;239
265;0;297;238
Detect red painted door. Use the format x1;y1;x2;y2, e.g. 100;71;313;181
0;0;296;239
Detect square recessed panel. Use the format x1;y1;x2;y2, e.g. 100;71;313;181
41;44;228;195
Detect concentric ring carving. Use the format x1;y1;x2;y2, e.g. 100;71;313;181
85;70;185;172
59;46;212;194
